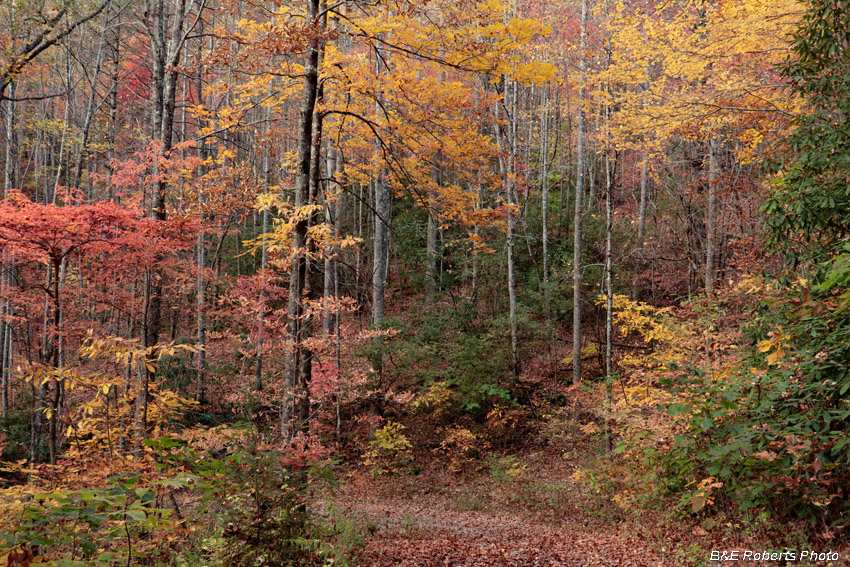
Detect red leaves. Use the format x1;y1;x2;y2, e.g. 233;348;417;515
0;192;142;265
4;545;37;567
0;190;196;266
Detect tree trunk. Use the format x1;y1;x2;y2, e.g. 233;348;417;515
604;107;614;453
196;230;207;403
506;77;520;378
48;259;65;466
471;183;483;301
1;299;10;417
323;147;339;336
541;86;550;321
370;32;392;402
425;201;438;303
705;138;719;296
256;142;270;392
195;57;208;403
73;0;112;190
372;178;391;331
3;81;16;192
106;13;119;195
1;80;16;418
632;159;649;300
283;0;321;440
572;0;588;384
137;0;191;435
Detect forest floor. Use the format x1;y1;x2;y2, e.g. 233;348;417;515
315;326;849;567
324;401;848;567
342;494;673;567
328;411;693;567
330;438;849;567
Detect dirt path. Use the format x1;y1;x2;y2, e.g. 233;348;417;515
342;497;676;567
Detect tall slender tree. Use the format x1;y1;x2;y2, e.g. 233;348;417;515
572;0;588;384
283;0;322;440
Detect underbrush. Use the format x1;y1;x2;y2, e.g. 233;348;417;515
572;285;850;555
0;431;361;567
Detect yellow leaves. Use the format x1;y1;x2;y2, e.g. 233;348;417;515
255;192;285;212
362;421;413;476
20;332;201;464
481;0;505;13
600;0;802;159
410;381;455;413
80;330;198;371
215;147;236;162
599;294;682;348
512;61;557;85
338;234;361;249
0;483;38;533
199;0;553;257
757;328;790;366
615;383;672;409
242;202;361;268
735;274;765;296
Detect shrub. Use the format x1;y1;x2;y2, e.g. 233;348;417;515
362;421;413;476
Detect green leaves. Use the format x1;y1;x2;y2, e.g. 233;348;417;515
766;0;850;259
0;474;177;565
658;281;850;528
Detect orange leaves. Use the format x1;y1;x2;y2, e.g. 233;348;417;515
688;476;723;513
198;0;554;256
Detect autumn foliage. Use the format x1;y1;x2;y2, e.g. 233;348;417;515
2;0;850;564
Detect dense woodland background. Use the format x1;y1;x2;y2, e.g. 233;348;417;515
1;0;850;565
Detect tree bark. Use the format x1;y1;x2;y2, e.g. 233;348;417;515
372;179;391;330
572;0;588;384
604;110;614;454
705;138;719;296
1;80;16;418
256;140;270;392
506;77;520;378
632;159;649;300
4;81;16;192
323;147;339;336
196;230;207;404
541;86;550;321
370;32;392;400
73;0;112;191
105;12;119;195
283;0;321;440
425;176;438;303
195;49;208;404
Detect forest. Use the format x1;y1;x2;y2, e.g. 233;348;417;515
0;0;848;564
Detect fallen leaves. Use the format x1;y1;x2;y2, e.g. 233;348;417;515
344;498;674;567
